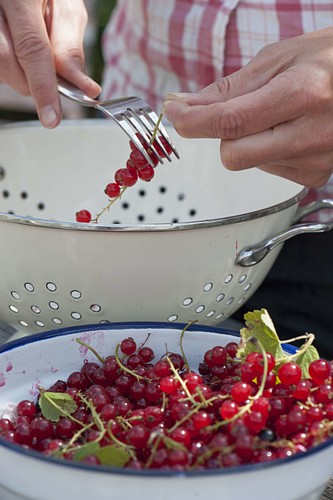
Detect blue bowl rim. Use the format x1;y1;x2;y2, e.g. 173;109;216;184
0;321;332;479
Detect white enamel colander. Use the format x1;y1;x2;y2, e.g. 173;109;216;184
0;119;332;338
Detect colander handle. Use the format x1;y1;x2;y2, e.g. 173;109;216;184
292;198;333;222
236;199;333;267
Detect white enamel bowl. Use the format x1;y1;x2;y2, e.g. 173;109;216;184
0;323;332;500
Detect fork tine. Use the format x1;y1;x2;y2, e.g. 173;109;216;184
131;109;172;162
120;110;165;165
97;106;158;168
144;108;180;159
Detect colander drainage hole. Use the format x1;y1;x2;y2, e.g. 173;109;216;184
46;282;57;292
31;305;41;314
195;305;205;314
71;290;82;299
24;282;34;292
0;167;5;180
90;304;101;312
203;283;213;292
71;312;82;320
168;315;178;322
2;190;9;198
11;291;20;300
9;305;19;313
20;192;28;199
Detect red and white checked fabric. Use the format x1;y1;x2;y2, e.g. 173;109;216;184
102;1;333;220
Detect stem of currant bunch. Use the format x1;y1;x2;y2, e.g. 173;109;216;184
92;113;164;223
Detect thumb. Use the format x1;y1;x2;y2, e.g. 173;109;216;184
165;56;271;108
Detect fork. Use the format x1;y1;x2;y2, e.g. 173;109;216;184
57;77;180;167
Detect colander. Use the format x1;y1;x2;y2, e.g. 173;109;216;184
0;119;332;338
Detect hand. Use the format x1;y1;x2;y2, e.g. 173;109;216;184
0;0;101;128
163;27;333;188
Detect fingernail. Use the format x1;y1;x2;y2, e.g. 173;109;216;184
39;105;58;128
165;92;195;101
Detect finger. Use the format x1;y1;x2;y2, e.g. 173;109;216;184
165;42;291;106
163;69;321;140
257;163;331;188
267;152;333;171
0;8;29;93
50;0;101;97
220;117;333;170
3;0;61;128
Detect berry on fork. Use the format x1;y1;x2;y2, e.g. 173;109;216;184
75;113;176;224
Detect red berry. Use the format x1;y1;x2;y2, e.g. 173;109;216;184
219;399;239;420
160;376;179;394
308;359;331;385
278;362;302;386
105;182;121;198
137;164;155;182
192;411;211;430
231;381;252;403
120;337;137;356
16;400;37;419
114;166;138;187
75;209;92;223
129;149;149;169
159;135;173;155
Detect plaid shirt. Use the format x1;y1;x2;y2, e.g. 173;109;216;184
102;1;333;220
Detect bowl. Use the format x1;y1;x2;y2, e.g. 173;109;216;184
0;119;332;338
0;322;332;500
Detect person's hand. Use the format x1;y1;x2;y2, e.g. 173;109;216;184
0;0;101;128
163;27;333;188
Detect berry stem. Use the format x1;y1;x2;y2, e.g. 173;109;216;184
179;320;197;371
93;186;128;223
150;113;163;144
115;343;146;381
75;338;105;364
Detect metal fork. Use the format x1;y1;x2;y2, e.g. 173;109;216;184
58;77;180;167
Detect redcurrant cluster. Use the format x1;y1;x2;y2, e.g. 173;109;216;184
75;125;173;224
0;335;332;471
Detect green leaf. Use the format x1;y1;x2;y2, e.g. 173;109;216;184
161;435;187;452
293;344;320;378
95;445;131;467
73;442;130;467
73;442;101;462
39;391;78;422
237;309;284;362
